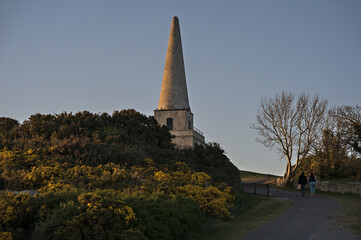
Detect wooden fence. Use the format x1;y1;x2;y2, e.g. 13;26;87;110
242;183;270;196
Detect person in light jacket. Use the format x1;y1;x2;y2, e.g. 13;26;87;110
308;172;317;197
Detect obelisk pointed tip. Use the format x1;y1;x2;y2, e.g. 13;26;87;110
172;16;179;25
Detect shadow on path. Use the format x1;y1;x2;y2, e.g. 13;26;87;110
244;188;361;240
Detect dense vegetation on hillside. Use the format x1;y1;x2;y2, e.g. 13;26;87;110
0;110;243;239
293;106;361;182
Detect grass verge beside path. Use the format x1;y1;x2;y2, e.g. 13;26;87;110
191;195;293;240
318;191;361;235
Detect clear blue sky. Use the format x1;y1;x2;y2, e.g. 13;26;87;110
1;0;360;176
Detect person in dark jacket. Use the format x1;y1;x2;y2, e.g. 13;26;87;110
298;172;307;197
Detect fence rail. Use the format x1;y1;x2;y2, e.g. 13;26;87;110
242;183;270;196
193;127;203;136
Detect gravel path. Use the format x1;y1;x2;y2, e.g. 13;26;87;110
243;188;361;240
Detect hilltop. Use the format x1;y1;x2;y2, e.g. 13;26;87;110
0;109;244;239
240;170;281;185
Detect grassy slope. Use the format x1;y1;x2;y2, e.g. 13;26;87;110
192;170;288;239
191;195;293;240
240;170;281;185
240;170;281;179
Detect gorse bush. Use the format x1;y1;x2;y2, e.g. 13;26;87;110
30;190;145;240
54;193;140;240
0;189;205;240
0;110;174;167
0;110;244;239
0;192;38;240
178;185;234;220
0;152;237;222
0;110;241;191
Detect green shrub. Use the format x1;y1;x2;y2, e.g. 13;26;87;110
124;192;205;240
0;192;37;240
32;200;83;240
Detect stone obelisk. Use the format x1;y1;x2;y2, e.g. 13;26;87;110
158;16;190;111
154;16;205;148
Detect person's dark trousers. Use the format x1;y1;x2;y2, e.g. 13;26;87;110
301;184;306;197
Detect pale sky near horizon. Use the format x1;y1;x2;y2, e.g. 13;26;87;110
1;0;360;176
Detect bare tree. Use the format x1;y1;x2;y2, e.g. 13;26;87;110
331;105;361;155
251;92;328;185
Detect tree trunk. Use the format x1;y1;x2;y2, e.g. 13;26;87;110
283;159;292;186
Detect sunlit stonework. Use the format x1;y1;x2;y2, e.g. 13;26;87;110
154;17;205;148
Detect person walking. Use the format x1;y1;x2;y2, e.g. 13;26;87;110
308;172;317;197
298;172;307;197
